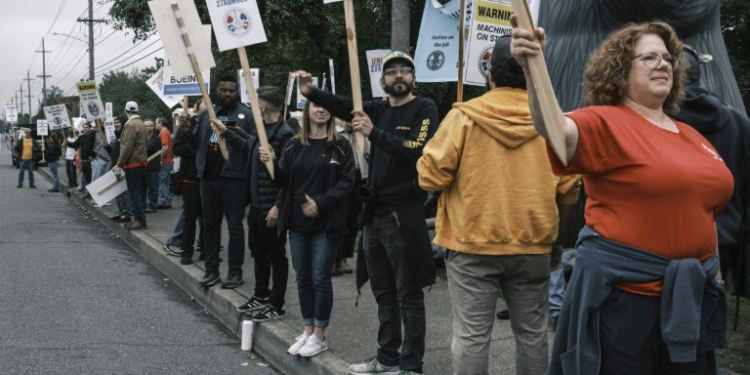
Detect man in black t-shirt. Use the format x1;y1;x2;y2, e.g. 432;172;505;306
295;51;439;375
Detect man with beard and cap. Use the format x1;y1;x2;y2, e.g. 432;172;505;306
293;50;439;375
178;76;255;289
672;46;750;299
105;115;134;223
417;34;581;375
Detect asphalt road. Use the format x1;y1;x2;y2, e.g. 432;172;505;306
0;146;280;375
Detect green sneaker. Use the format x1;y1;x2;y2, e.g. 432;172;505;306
348;356;399;374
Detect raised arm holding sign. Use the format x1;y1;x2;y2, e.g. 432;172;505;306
509;0;567;164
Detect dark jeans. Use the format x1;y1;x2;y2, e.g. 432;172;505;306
124;166;147;223
181;181;202;254
65;159;78;187
17;160;34;186
248;206;289;309
363;213;426;373
81;160;92;187
200;177;246;275
289;229;341;328
599;288;716;375
146;168;159;209
48;161;60;189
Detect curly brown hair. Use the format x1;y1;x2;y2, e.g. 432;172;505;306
582;21;686;114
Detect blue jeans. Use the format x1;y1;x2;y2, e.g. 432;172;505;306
124;166;147;223
48;161;60;189
167;203;186;247
18;160;34;186
200;178;246;275
65;159;78;187
289;229;341;328
91;158;110;182
158;163;173;205
549;267;565;319
146;169;159;209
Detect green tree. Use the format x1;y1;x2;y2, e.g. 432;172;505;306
721;0;750;113
97;64;174;121
32;86;65;122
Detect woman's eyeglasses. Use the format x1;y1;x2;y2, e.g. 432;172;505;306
634;52;680;70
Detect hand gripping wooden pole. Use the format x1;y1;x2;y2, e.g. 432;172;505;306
510;0;567;164
343;0;367;157
171;2;230;164
238;47;275;179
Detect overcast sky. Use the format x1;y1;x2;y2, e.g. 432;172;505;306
0;0;161;116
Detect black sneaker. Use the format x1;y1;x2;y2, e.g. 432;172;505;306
29;185;36;189
144;207;156;213
221;273;244;289
163;243;184;257
237;295;270;312
198;271;221;288
115;215;133;224
198;252;206;261
180;253;193;265
157;204;172;209
251;305;285;322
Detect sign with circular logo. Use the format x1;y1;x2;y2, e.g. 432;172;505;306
224;9;252;37
53;117;62;125
88;101;101;117
426;51;445;71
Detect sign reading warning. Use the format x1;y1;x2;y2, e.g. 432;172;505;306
76;81;106;119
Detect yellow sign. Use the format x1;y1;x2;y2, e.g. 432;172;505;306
474;1;513;26
76;81;98;93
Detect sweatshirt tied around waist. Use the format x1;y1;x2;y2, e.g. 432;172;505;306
550;226;727;375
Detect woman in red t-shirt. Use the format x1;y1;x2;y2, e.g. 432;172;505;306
511;20;733;374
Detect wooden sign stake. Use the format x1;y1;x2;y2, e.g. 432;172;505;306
237;47;275;179
41;135;46;162
283;72;292;121
343;0;366;157
96;151;161;195
457;0;466;103
510;0;567;164
171;2;230;163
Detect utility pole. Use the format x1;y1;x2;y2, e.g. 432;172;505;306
23;71;33;116
18;85;24;121
36;38;51;106
77;0;107;81
391;0;411;52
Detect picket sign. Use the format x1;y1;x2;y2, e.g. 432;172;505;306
509;0;566;164
325;0;366;157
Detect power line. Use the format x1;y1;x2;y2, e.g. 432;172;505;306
97;47;164;77
94;37;156;73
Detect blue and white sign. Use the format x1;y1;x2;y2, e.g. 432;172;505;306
206;0;267;52
414;1;463;83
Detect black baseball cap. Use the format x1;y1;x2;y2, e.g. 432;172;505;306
490;34;522;73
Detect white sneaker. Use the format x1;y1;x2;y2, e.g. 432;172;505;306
297;334;328;357
349;356;400;374
287;332;310;356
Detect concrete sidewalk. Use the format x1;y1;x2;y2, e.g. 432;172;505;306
38;164;545;375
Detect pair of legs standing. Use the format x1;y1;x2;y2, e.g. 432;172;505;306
65;159;78;188
246;207;288;319
158;163;173;207
287;229;341;357
17;160;35;187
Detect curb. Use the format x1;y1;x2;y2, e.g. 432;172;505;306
37;167;350;375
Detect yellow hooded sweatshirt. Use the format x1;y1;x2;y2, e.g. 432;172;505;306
417;88;580;255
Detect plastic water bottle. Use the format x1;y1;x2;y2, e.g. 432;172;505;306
241;320;254;351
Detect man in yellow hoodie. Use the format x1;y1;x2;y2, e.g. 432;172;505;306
417;35;580;375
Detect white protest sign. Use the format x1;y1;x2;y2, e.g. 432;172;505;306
87;171;127;207
414;0;461;82
149;0;215;78
5;106;18;122
79;101;87;118
162;25;213;96
323;0;344;3
45;105;72;130
105;103;113;119
147;66;183;108
206;0;267;51
104;119;116;144
73;118;86;131
329;59;336;94
76;81;106;119
285;74;295;105
297;77;318;109
464;0;538;86
36;120;49;136
366;49;390;98
238;68;260;104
